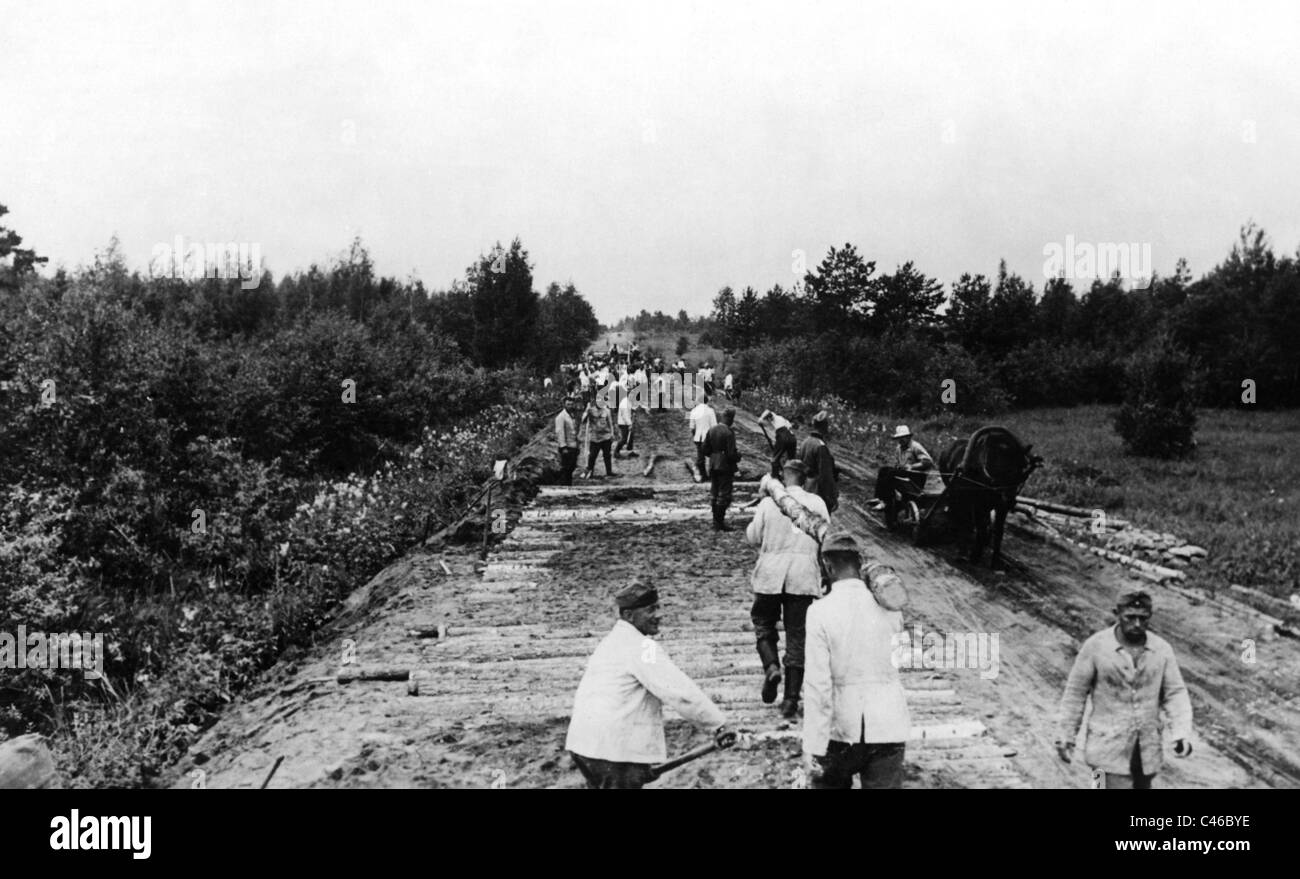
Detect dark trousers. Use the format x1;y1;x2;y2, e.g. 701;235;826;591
558;447;579;485
874;467;927;502
571;753;653;789
694;441;708;478
710;469;734;515
751;592;814;669
586;439;613;475
614;424;633;455
1104;741;1154;790
813;741;906;789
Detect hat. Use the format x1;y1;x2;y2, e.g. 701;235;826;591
812;410;830;426
1116;585;1153;612
782;459;808;478
615;580;659;610
723;407;736;420
892;425;912;439
820;530;861;556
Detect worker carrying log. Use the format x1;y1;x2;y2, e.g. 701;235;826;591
746;458;827;718
803;531;911;789
1055;585;1194;789
565;580;737;789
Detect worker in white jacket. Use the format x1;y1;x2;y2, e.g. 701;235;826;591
803;531;911;789
688;394;718;480
566;580;736;789
745;458;828;718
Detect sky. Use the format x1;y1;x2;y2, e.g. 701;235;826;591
3;0;1298;323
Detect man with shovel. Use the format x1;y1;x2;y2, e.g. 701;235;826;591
566;580;737;788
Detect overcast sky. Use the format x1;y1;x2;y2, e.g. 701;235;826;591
4;0;1298;322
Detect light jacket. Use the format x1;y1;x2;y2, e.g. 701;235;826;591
582;403;614;444
1057;626;1193;775
803;578;911;756
689;402;717;442
565;620;727;763
745;487;828;597
555;409;578;450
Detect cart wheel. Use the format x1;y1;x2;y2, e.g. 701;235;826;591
904;500;921;543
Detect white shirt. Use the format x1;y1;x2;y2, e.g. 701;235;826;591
689;402;717;442
745;487;828;597
724;373;734;389
698;367;714;383
617;393;633;426
803;578;911;755
565;620;726;763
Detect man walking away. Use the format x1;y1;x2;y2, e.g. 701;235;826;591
1055;586;1194;789
613;384;637;458
799;411;839;514
688;393;718;481
746;459;827;718
702;407;742;531
581;392;616;479
566;580;737;789
555;396;580;485
803;532;910;789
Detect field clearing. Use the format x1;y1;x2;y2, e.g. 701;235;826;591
591;330;726;370
752;396;1300;602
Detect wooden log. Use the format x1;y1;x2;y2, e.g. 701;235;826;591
406;625;447;639
1016;496;1131;527
686;460;702;483
1030;522;1184;583
336;666;412;684
642;453;663;477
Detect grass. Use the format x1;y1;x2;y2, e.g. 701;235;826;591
749;390;1300;600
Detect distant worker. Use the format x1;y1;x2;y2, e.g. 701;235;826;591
581;392;616;479
555;396;580;485
702;407;742;531
760;409;798;478
566;580;737;789
746;459;827;717
799;411;839;514
698;362;715;397
614;385;638;458
1055;586;1194;790
688;393;718;482
871;425;935;528
723;371;735;400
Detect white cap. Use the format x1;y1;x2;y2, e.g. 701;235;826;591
892;425;912;439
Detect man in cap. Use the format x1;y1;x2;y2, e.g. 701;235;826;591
566;580;737;789
798;411;839;514
746;458;827;717
555;396;580;485
871;425;935;527
1055;585;1194;789
803;531;910;789
702;407;742;531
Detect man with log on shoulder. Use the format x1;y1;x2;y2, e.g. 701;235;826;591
566;580;737;789
702;407;742;531
1055;585;1194;789
799;410;839;514
746;458;826;718
803;531;911;789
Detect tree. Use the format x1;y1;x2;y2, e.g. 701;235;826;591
535;281;600;367
675;335;690;357
0;203;47;291
871;261;944;333
946;273;993;353
1113;333;1199;458
801;243;876;335
710;285;737;349
1036;275;1078;339
466;238;539;368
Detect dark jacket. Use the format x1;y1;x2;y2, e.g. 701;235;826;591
703;422;742;474
799;431;838;513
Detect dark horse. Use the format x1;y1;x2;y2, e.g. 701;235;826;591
938;426;1041;569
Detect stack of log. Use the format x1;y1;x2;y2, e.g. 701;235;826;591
1013;496;1208;584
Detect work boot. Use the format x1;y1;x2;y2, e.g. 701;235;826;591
779;667;804;719
757;641;781;704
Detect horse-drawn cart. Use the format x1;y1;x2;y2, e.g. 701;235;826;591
886;471;949;545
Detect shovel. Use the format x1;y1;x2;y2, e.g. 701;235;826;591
648;742;719;781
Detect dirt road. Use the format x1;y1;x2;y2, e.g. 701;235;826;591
171;403;1300;788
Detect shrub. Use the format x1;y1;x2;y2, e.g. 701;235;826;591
1113;334;1199;458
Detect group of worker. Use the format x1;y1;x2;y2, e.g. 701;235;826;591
560;397;1196;790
